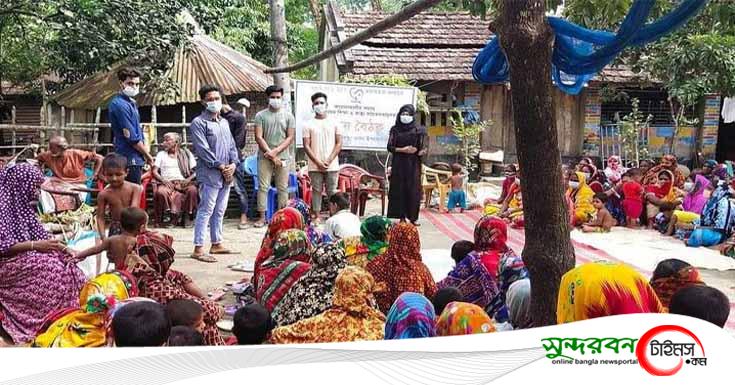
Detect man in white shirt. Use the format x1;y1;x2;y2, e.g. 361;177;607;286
324;192;362;239
151;132;198;228
303;92;342;221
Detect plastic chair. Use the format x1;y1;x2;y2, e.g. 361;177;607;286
421;164;453;210
338;164;386;216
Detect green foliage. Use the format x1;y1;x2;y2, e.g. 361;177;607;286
340;74;430;113
448;109;488;172
618;98;650;165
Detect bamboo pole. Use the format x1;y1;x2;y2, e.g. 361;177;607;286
11;106;17;156
181;105;188;145
94;108;101;151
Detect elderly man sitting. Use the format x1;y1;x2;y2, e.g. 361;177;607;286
152;132;198;228
36;135;103;212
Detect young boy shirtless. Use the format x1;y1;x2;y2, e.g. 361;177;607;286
75;207;147;270
97;153;143;239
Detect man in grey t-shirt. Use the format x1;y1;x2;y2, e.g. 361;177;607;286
253;85;295;227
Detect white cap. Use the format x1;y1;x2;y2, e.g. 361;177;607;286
236;98;250;108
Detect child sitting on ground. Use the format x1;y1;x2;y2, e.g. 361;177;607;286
431;287;464;316
451;240;475;264
621;168;644;229
669;285;730;328
582;193;617;233
112;301;171;347
231;303;274;345
168;326;204;346
446;163;467;213
657;202;700;237
96;153;143;239
74;207;148;270
165;299;206;333
324;192;362;239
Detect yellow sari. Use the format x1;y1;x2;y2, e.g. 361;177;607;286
567;172;596;224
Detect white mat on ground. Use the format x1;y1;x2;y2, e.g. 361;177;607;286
67;230;109;279
570;227;735;272
422;249;455;281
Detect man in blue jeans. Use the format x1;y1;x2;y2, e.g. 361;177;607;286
189;84;240;263
107;67;154;183
222;101;252;229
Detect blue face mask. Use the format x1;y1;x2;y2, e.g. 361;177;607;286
206;100;222;113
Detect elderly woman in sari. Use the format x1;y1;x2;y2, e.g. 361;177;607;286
0;164;87;345
366;222;437;314
340;215;392;268
644;155;685;189
270;266;386;343
566;171;596;226
271;243;346;326
252;207;305;286
644;170;679;229
152;132;198;228
124;230;224;345
255;229;312;313
557;261;663;323
384;292;436;340
438;217;518;312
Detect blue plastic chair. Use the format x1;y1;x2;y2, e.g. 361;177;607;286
243;155;299;222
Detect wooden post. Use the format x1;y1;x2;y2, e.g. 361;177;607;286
94;107;101;152
151;105;158;153
11;106;16;155
270;0;291;110
181;105;187;145
60;106;66;137
69;109;75;143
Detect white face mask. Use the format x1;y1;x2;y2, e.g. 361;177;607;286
400;115;414;125
684;182;695;192
206;100;222;113
269;98;282;109
313;104;326;115
582;172;591;180
122;85;139;98
569;181;580;189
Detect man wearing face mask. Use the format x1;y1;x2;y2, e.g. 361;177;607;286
221;101;252;229
189;84;240;263
303;92;342;221
253;85;296;227
107;67;154;184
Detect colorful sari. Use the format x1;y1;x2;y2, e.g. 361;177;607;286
32;271;137;347
288;198;331;246
126;231;224;345
0;163;87;344
682;175;711;215
649;266;704;311
255;229;312;313
644;155;685;188
436;302;496;336
438;216;508;309
253;207;305;286
567;172;596;225
557;261;663;323
384;292;436;340
270;266;386;344
341;215;392;268
366;223;437;314
271;243;346;326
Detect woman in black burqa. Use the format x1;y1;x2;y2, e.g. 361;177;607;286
387;104;427;225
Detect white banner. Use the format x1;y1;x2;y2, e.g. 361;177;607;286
294;80;417;151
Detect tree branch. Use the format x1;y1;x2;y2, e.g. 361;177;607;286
265;0;444;74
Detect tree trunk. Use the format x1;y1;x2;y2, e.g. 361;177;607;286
266;0;444;74
692;95;707;167
371;0;383;11
269;0;291;107
308;0;322;30
497;0;575;326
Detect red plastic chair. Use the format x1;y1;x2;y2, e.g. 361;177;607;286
338;164;386;217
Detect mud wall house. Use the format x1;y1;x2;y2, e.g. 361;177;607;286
51;31;271;156
318;1;701;166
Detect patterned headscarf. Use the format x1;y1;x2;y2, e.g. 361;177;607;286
506;279;532;329
360;215;392;259
486;252;529;322
254;207;305;284
682;174;711;214
367;223;437;313
271;243;347;326
436;302;496;336
474;216;509;253
0;163;49;255
78;271;138;309
269;266;386;344
288;198;331;246
268;229;311;266
557;261;664;323
256;230;312;313
644;155;685;188
384;292;436;339
650;266;704;311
